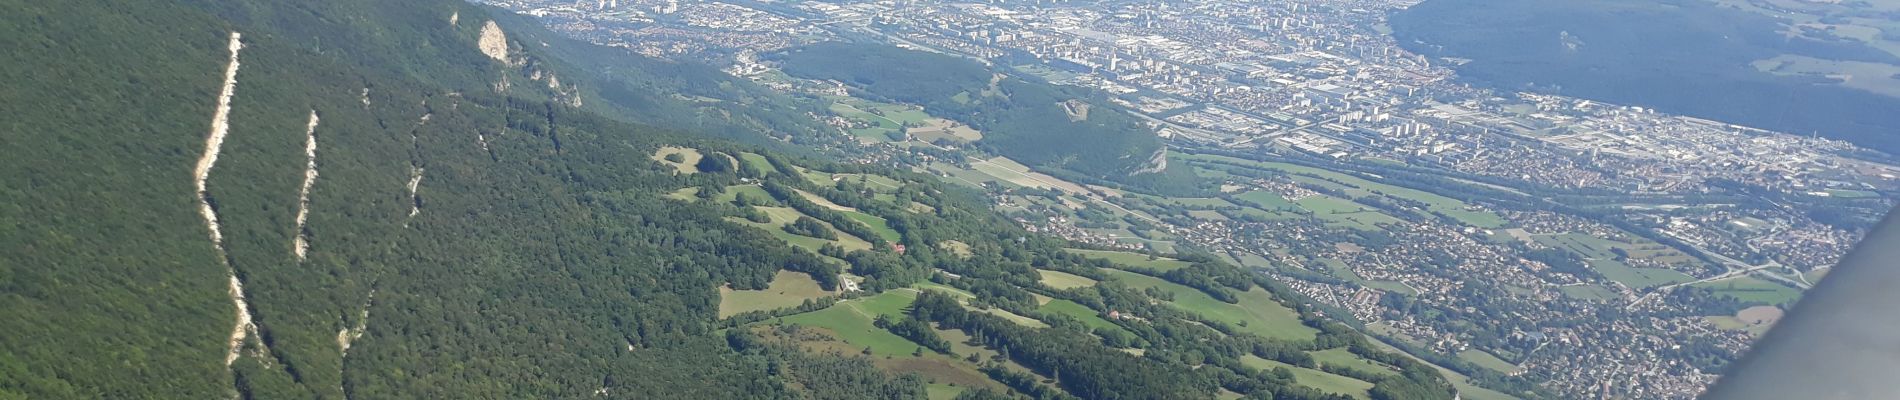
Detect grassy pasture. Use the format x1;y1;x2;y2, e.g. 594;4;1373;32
729;206;874;252
1234;191;1300;211
1066;248;1194;272
1037;269;1098;289
1310;348;1397;377
651;146;704;174
1184;154;1506;227
1103;269;1317;341
1457;349;1518;373
739;152;777;175
1240;355;1374;399
1533;233;1693;288
774;290;921;356
1693;275;1802;305
1038;299;1126;334
720;270;833;318
1556;285;1620;301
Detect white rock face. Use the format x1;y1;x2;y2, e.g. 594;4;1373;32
225;275;258;366
292;111;321;261
196;31;265;368
1132;147;1169;175
477;21;508;63
196;32;243;250
405;166;424;222
337;290;373;357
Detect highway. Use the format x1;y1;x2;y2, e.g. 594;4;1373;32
1625;237;1806;309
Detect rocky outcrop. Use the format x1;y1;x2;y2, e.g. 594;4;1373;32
1131;147;1168;175
477;21;508;63
194;31;266;370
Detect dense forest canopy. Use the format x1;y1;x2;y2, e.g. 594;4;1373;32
0;0;838;397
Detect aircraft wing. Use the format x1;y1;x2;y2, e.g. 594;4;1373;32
1703;209;1900;399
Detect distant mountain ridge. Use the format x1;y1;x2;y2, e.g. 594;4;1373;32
1392;0;1900;153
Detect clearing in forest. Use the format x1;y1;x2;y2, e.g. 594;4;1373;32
651;146;704;174
720;270;834;318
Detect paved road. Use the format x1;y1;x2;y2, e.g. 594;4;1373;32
1657;264;1776;292
1626;239;1803;309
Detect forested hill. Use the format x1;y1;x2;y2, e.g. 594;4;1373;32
773;43;1202;193
3;1;1459;399
0;1;836;397
1391;0;1900;153
480;8;838;148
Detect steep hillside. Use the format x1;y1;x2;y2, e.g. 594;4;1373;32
3;1;1458;399
0;1;827;397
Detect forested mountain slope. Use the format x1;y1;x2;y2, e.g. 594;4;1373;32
0;1;822;397
3;1;1462;399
